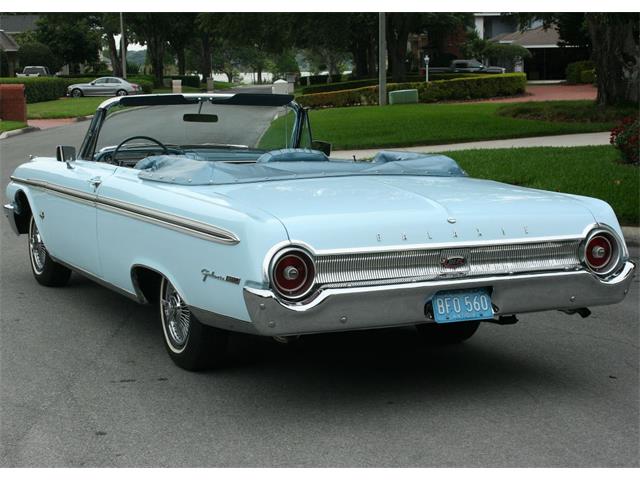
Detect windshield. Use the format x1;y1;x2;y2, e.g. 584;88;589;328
95;101;297;153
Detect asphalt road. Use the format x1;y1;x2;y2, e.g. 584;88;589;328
1;124;639;467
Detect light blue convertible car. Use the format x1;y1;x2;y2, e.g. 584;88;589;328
4;93;635;370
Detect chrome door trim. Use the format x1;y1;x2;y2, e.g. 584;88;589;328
10;176;240;245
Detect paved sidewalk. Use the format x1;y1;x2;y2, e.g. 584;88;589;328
331;131;611;159
28;118;77;130
472;83;597;104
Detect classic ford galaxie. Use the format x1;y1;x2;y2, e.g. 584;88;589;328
4;93;635;370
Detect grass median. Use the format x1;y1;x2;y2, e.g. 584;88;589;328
27;96;108;119
305;101;624;150
445;146;638;225
0;120;28;133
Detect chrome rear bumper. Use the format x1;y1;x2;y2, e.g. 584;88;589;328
240;262;635;336
3;203;20;236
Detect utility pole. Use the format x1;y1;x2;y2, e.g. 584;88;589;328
120;12;127;79
378;12;387;106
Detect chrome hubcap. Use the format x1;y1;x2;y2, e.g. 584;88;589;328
29;217;47;275
161;280;191;351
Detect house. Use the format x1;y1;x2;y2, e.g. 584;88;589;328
0;14;40;77
473;13;589;80
0;30;19;76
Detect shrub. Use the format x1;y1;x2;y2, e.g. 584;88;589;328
566;60;595;84
131;79;153;94
580;69;596;84
297;73;526;108
165;75;201;88
610;116;639;165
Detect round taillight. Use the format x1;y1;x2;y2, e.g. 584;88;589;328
583;229;621;275
271;248;315;300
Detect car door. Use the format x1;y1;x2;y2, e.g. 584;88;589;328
106;78;121;95
33;160;117;276
89;78;109;96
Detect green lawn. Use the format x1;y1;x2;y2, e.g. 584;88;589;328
304;102;619;150
446;146;639;225
27;97;108;119
0;120;27;133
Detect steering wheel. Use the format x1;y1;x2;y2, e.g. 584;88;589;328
111;135;169;166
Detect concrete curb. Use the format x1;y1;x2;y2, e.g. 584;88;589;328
622;226;640;247
73;115;94;122
0;126;41;140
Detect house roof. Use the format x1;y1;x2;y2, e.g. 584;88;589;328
491;25;561;49
0;14;40;34
0;30;19;52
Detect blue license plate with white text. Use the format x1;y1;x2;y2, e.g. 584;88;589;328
431;288;493;323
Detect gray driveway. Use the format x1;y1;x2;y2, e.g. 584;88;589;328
0;124;638;467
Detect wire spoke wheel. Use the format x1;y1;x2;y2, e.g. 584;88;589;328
29;217;47;275
160;279;192;353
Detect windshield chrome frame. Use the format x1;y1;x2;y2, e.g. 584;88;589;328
78;93;305;161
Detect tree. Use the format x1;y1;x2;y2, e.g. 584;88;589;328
128;13;175;85
93;13;132;78
209;13;294;83
294;13;352;82
585;13;639;106
167;13;198;75
515;13;639;106
386;13;472;82
347;13;378;78
35;13;101;73
17;42;63;74
211;40;243;82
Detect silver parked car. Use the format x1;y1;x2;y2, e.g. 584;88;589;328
67;77;142;97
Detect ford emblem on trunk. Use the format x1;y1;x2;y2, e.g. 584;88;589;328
441;256;466;269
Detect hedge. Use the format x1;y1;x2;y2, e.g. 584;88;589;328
566;60;595;84
165;75;201;88
297;73;527;108
0;77;93;103
0;76;154;102
299;73;492;95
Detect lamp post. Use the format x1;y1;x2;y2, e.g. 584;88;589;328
424;54;430;83
378;12;387;106
120;12;126;79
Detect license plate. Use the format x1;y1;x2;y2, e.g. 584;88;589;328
431;288;493;323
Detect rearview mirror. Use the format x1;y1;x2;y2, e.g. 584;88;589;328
311;140;332;157
56;145;76;169
183;113;218;123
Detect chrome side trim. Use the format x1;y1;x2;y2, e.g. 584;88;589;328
97;197;239;245
10;177;96;206
3;203;20;236
10;176;240;245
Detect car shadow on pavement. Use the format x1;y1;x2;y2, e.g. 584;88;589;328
68;272;567;404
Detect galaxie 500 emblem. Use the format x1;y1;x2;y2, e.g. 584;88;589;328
441;256;467;269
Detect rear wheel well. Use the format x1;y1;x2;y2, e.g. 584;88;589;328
14;190;32;234
131;266;163;305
